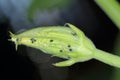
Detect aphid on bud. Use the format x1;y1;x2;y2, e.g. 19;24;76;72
10;23;120;68
9;23;94;66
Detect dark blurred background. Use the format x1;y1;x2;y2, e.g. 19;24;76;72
0;0;119;80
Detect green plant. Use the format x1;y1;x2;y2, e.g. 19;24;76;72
9;23;120;68
95;0;120;29
95;0;120;80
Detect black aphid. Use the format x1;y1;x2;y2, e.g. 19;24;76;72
69;49;72;52
60;50;63;52
50;39;54;42
72;32;77;36
30;38;36;43
68;45;71;47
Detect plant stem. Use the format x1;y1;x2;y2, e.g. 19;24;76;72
95;0;120;29
93;49;120;68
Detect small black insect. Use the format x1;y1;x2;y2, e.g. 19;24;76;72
72;32;77;36
50;39;54;42
30;38;36;43
60;50;63;52
69;49;72;52
68;45;71;47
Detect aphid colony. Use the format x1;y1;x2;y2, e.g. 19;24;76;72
10;23;120;68
10;23;95;67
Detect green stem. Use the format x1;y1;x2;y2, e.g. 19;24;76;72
93;49;120;68
95;0;120;29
